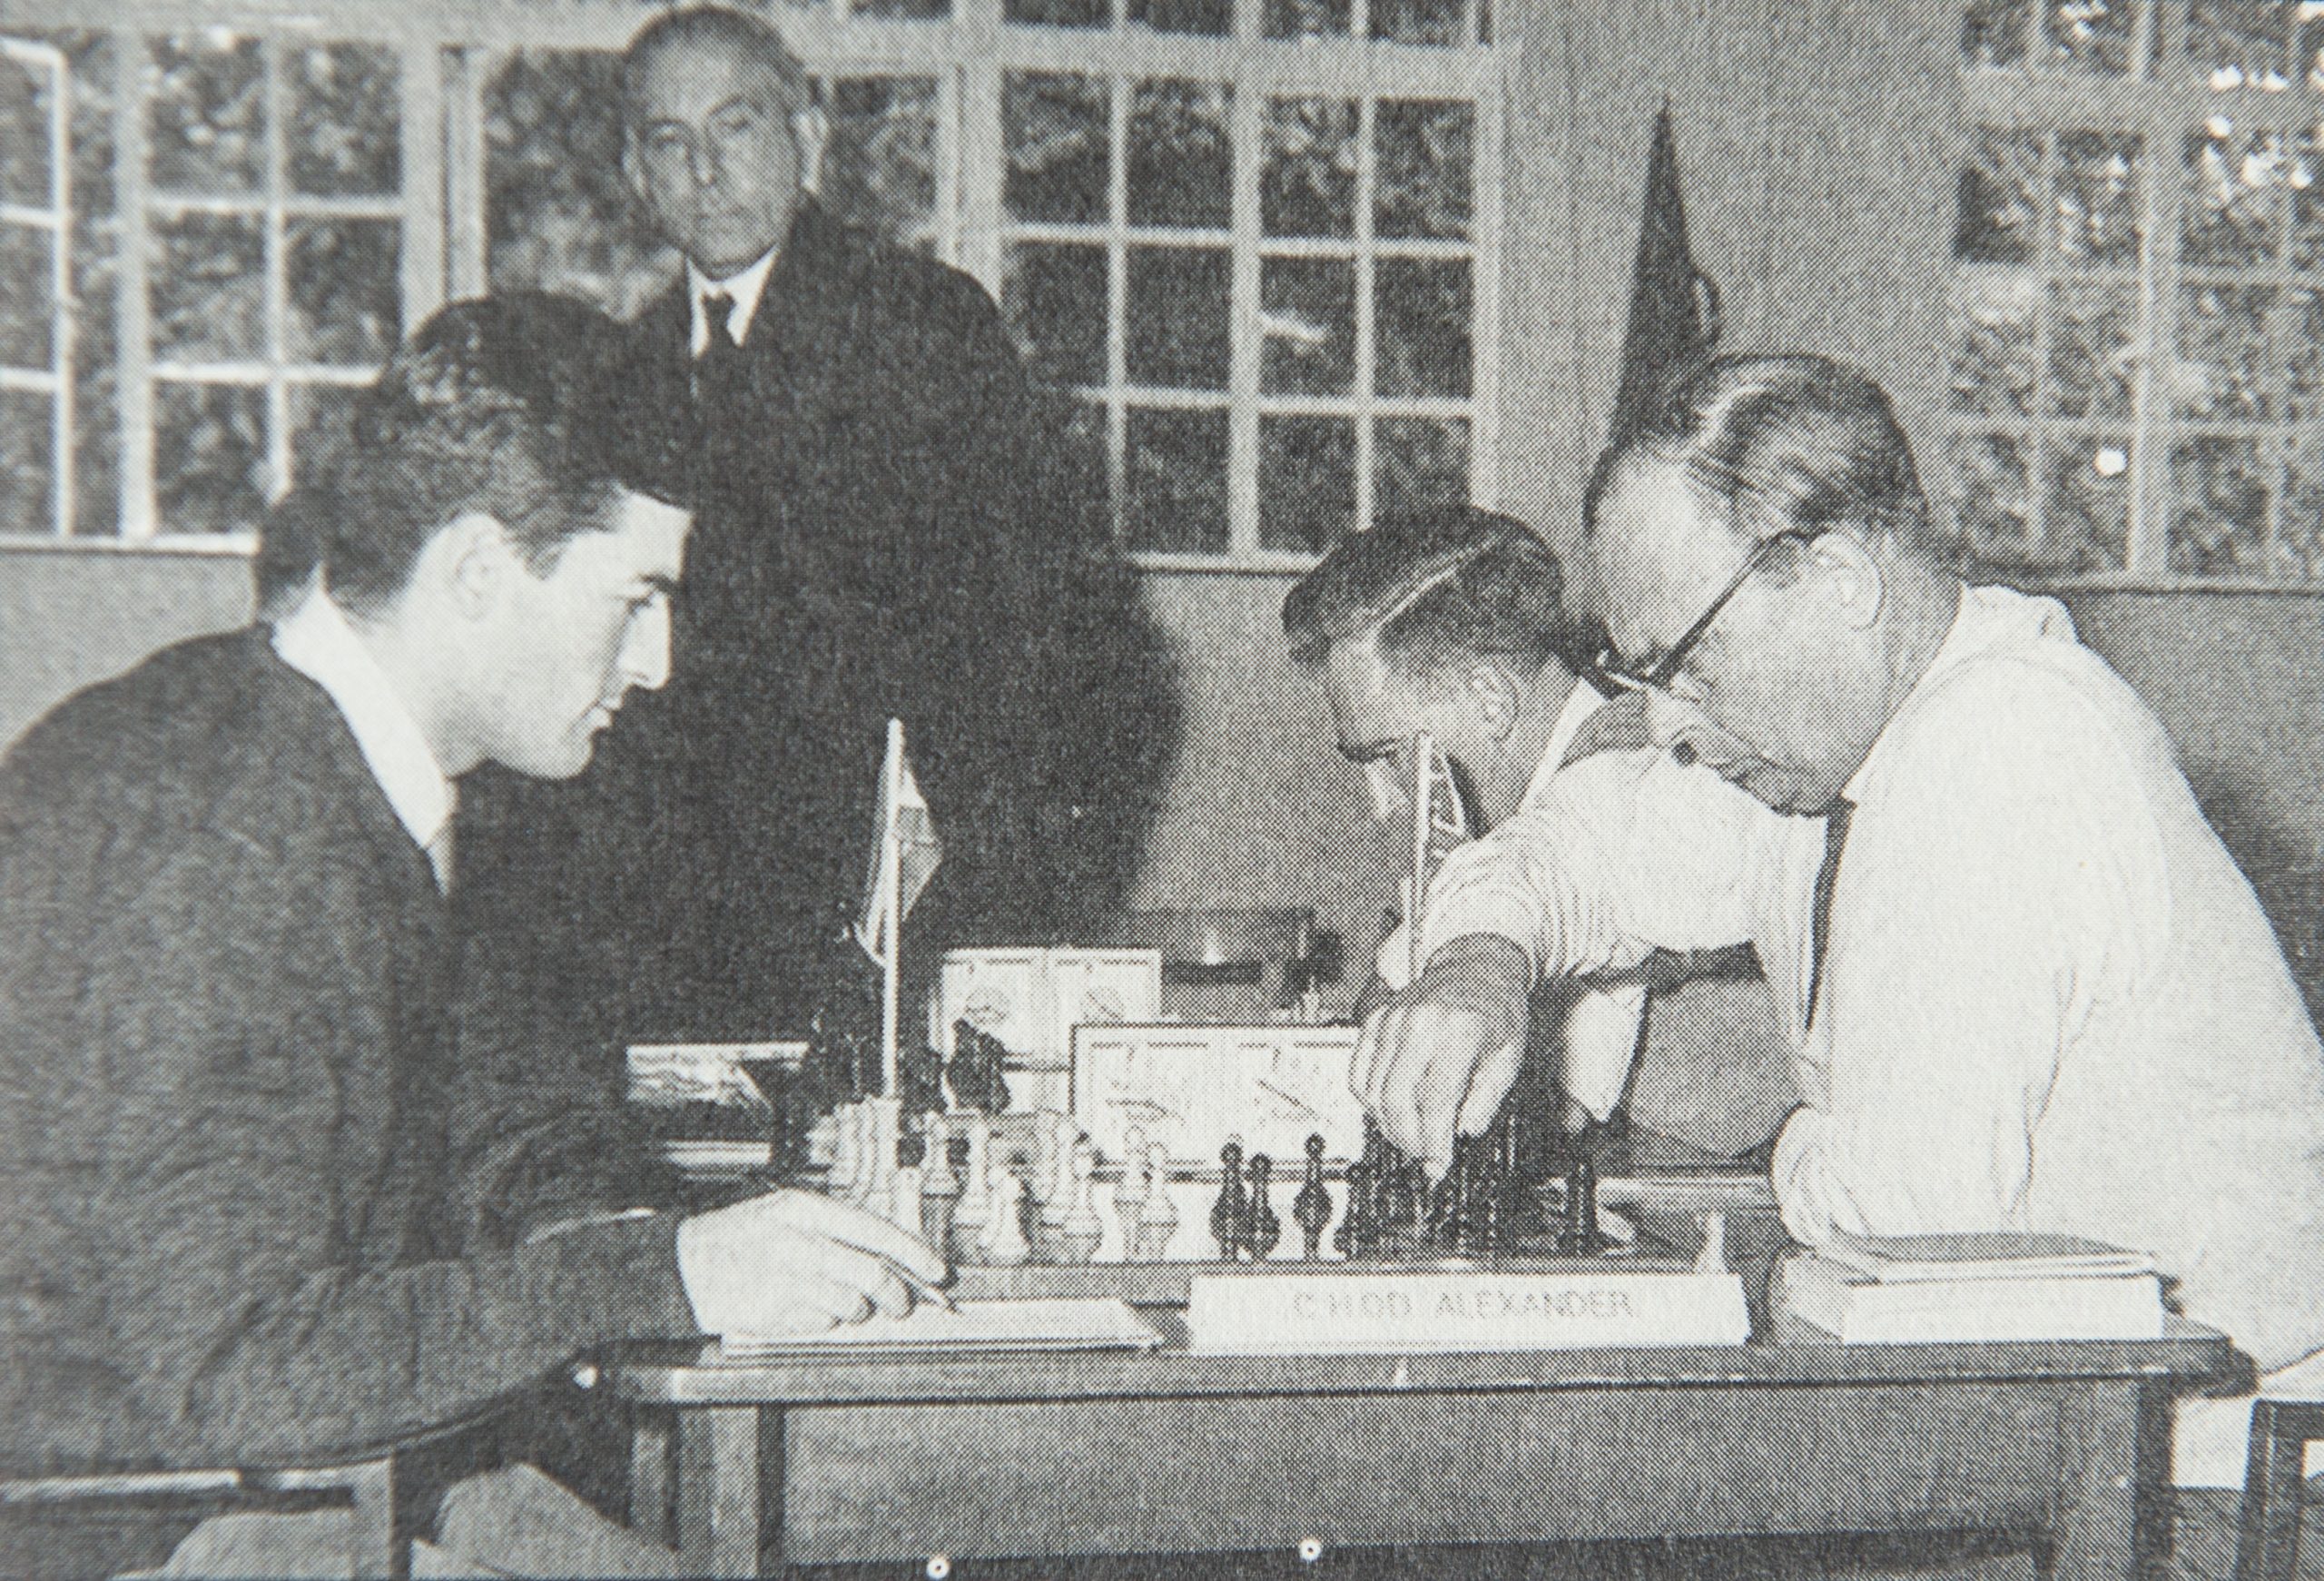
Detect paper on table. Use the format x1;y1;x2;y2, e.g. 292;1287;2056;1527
720;1297;1164;1359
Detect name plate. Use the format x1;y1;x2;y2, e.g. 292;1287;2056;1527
1186;1269;1751;1353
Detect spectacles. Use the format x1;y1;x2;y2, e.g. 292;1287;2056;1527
1595;527;1819;696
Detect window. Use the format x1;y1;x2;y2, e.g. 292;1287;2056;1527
2;0;1497;567
1953;0;2324;581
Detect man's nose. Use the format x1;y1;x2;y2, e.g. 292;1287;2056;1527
622;600;674;693
690;139;720;191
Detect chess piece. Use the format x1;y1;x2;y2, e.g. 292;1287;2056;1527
1246;1153;1282;1260
925;1132;965;1252
867;1096;903;1209
1211;1141;1249;1261
1114;1128;1150;1258
950;1112;993;1263
1059;1141;1104;1265
1694;1210;1728;1276
1038;1113;1076;1258
1338;1122;1382;1259
1294;1134;1332;1261
1137;1140;1179;1260
980;1166;1031;1267
1560;1157;1603;1256
830;1102;861;1201
890;1162;925;1237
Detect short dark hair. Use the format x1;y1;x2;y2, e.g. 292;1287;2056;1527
622;5;817;126
318;293;688;616
1583;352;1957;571
1282;508;1602;683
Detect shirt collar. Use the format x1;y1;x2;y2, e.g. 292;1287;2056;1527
271;588;456;851
1842;581;2077;805
689;246;781;356
1535;679;1604;797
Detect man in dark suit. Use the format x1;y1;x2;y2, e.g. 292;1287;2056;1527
0;296;942;1577
461;5;1173;1058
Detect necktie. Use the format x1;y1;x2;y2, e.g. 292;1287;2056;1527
422;826;453;896
1806;797;1854;1031
700;291;742;356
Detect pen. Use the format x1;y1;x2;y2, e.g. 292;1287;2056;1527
893;1264;958;1313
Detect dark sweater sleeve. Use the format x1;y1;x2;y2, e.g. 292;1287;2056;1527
68;827;700;1466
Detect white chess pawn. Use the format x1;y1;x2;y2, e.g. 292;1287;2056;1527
865;1096;903;1208
950;1112;993;1262
980;1166;1031;1267
890;1162;925;1237
1112;1128;1150;1259
1059;1141;1104;1265
1039;1114;1078;1254
1137;1140;1179;1261
922;1113;957;1199
830;1102;862;1200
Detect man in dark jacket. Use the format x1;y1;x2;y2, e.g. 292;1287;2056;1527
460;5;1173;1057
0;295;941;1576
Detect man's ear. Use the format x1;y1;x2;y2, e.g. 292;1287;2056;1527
1466;660;1524;741
430;511;513;620
1816;529;1886;633
793;104;829;195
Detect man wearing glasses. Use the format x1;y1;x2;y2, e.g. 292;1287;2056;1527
1357;353;2324;1488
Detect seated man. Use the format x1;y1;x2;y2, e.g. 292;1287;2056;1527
1357;353;2324;1490
1282;505;1796;1158
0;294;942;1577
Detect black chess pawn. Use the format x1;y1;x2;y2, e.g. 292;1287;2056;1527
1560;1157;1606;1255
1211;1141;1249;1260
1246;1153;1282;1260
1294;1134;1333;1261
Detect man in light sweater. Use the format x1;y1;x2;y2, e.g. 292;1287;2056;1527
1356;353;2324;1492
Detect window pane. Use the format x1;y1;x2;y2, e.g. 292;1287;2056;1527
147;34;264;194
1004;242;1108;386
2;53;49;210
288;44;400;197
1376;415;1470;521
1262;257;1356;394
1371;0;1468;45
2171;437;2271;573
2044;438;2132;570
1129;81;1230;231
1267;0;1352;38
1131;0;1233;35
2289;126;2324;267
2046;280;2137;419
2288;284;2324;419
1260;415;1355;550
152;213;264;361
1950;267;2038;416
288;219;399;366
1377;257;1472;398
2183;127;2281;268
486;51;676;318
44;30;122;538
2055;132;2142;266
1949;432;2035;568
2278;437;2324;574
0;389;54;533
1008;0;1108;28
825;77;940;253
1128;246;1229;388
154;381;267;535
289;381;359;492
1126;406;1228;551
2176;282;2275;419
1955;129;2040;263
2186;0;2293;82
1006;74;1108;225
1;223;53;368
1264;99;1356;239
2044;0;2142;74
1377;101;1472;242
1964;0;2033;67
856;0;950;18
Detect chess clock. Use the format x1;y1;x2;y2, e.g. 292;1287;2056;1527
1069;1023;1366;1170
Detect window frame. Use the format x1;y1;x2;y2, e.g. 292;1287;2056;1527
1;0;1502;570
2;35;75;541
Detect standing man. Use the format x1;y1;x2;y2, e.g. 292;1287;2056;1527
461;4;1170;1059
1282;505;1795;1157
0;296;943;1577
1356;353;2324;1489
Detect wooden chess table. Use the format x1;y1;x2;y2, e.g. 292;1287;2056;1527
603;1251;2234;1579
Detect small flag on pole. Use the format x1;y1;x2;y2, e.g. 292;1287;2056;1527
857;720;944;970
1405;730;1471;983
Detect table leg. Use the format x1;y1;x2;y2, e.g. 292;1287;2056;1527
630;1409;675;1547
676;1405;767;1578
2042;1379;2165;1581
